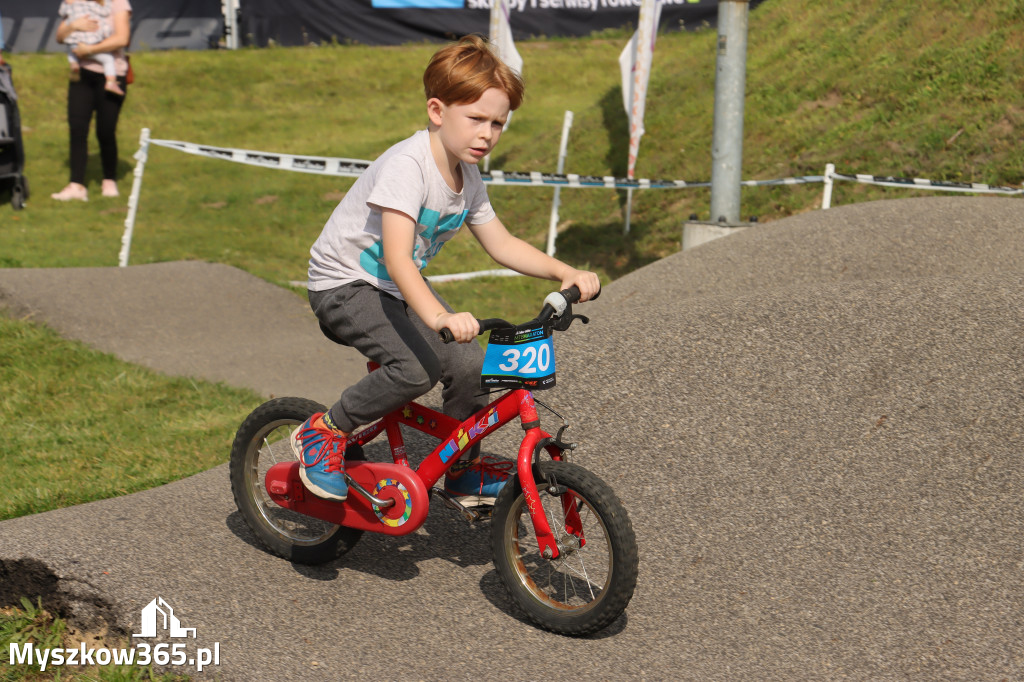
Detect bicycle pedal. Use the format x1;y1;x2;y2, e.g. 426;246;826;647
465;504;493;519
434;489;486;523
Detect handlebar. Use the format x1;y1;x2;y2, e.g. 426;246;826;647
439;284;599;343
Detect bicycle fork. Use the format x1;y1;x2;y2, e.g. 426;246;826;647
518;428;559;558
517;393;585;561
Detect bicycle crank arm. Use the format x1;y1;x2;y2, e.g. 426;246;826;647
432;488;486;523
345;475;395;508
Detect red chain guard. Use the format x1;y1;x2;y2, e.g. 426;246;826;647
264;461;429;536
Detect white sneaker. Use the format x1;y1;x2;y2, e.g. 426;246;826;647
51;184;88;202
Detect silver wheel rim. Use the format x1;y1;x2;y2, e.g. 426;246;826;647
504;487;614;612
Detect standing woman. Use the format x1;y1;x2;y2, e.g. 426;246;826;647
51;0;132;201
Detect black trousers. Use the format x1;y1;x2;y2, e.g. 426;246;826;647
66;69;128;184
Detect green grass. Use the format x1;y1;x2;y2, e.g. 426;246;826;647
0;316;259;521
1;0;1022;517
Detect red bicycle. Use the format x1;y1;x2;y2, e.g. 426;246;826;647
229;287;638;635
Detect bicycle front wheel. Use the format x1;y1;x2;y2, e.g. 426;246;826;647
229;397;363;565
491;460;638;636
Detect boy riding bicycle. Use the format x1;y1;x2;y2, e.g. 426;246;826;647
293;35;600;505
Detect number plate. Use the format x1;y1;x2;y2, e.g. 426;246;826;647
481;323;556;390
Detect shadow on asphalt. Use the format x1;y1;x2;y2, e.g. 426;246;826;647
225;499;494;583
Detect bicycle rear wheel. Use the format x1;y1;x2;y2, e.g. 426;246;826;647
491;460;638;636
229;397;363;564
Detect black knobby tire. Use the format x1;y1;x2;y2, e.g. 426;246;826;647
491;460;638;636
229;397;363;565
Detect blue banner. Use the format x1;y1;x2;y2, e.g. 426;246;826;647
373;0;465;7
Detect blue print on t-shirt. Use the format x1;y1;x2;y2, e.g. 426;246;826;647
415;207;467;268
359;207;468;280
359;246;390;281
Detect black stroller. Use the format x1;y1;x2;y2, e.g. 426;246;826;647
0;62;29;210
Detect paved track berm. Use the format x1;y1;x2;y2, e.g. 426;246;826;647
1;196;1021;680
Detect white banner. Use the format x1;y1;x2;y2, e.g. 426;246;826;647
619;0;662;180
146;136;829;190
489;0;523;78
489;0;523;138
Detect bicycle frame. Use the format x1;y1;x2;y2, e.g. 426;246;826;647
263;364;579;559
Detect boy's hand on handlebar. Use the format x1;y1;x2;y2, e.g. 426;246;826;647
435;311;479;344
561;269;602;303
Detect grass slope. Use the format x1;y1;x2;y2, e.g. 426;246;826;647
0;316;259;521
1;0;1021;297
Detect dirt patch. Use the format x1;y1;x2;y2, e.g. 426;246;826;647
797;89;844;113
0;557;125;639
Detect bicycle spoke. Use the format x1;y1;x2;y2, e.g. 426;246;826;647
231;398;364;564
509;487;612;609
250;421;335;544
493;460;637;634
543;501;592;600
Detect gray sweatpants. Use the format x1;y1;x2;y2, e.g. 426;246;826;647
308;280;487;435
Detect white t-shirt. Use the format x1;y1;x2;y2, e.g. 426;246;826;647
308;129;497;298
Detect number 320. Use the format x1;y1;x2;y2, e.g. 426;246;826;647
498;344;551;374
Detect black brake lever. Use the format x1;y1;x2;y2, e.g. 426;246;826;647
551;302;590;332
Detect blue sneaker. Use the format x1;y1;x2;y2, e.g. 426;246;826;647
291;413;348;501
444;456;513;506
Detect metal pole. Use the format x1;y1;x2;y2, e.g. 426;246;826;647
623;188;634;235
709;0;749;225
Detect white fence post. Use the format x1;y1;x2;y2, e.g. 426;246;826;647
119;127;151;267
821;163;835;210
546;110;573;256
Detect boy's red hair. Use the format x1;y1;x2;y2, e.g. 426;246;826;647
423;35;524;111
